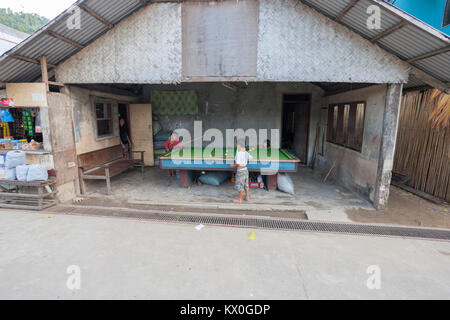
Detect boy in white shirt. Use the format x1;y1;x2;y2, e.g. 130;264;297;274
230;140;253;203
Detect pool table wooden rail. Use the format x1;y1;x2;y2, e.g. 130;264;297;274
159;149;300;189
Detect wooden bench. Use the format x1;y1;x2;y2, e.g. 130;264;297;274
0;178;58;211
78;145;145;195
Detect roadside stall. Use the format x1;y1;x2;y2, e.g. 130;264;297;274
0;85;57;210
0;99;44;156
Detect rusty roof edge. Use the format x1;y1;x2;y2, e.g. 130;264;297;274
299;0;450;92
0;0;86;65
370;0;450;43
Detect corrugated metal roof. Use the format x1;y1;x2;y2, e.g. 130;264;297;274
340;0;403;39
0;0;448;91
0;0;148;83
403;74;427;89
300;0;450;90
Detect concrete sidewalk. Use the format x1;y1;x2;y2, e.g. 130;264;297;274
0;209;449;299
78;167;371;222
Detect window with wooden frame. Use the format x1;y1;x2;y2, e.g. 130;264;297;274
327;102;365;152
95;102;113;137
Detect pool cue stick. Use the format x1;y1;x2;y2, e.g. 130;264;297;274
312;123;320;170
179;135;204;147
323;148;345;183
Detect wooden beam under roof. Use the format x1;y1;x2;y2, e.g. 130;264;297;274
410;66;450;94
12;55;57;69
47;31;85;49
371;21;407;43
335;0;360;23
407;46;450;63
79;4;113;29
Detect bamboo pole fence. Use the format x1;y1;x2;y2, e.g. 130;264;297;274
393;89;449;202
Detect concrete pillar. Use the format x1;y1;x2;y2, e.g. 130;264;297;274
373;83;403;210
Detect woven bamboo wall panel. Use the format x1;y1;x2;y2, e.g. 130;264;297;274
394;89;449;201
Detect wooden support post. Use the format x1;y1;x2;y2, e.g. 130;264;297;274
266;174;278;191
179;170;190;188
78;168;86;195
105;168;112;195
40;56;49;92
374;84;404;210
38;185;43;209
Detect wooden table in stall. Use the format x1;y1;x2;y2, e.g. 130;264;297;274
0;178;58;210
159;147;300;189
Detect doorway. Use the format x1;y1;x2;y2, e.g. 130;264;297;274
118;103;129;124
118;103;130;158
281;94;311;164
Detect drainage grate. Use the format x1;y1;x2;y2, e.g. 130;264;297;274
46;205;450;241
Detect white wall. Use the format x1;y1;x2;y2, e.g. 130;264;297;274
258;0;409;83
145;82;324;161
66;86;139;155
57;0;410;84
319;85;388;201
56;3;182;83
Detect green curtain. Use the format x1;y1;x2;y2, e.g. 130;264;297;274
151;90;198;115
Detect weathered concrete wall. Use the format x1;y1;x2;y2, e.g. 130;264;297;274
257;0;409;83
65;86;139;155
146;82;282;147
374;84;403;209
32;92;82;202
47;92;79;186
56;0;410;84
146;82;324;164
319;85;388;202
56;3;182;83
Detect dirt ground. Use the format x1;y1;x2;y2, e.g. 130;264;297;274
347;186;450;228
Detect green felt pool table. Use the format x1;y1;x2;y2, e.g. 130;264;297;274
159;147;300;189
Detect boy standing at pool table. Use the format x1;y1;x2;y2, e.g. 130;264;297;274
230;140;253;203
165;132;181;177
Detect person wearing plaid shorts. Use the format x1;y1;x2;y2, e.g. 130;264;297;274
230;140;253;203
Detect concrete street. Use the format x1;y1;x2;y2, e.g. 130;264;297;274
0;209;449;300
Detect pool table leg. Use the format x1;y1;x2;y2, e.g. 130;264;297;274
179;170;191;188
266;174;278;191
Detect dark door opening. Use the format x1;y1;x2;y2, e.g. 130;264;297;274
281;94;311;164
118;103;130;155
118;103;129;123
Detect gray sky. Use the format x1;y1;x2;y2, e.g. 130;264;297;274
0;0;76;19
